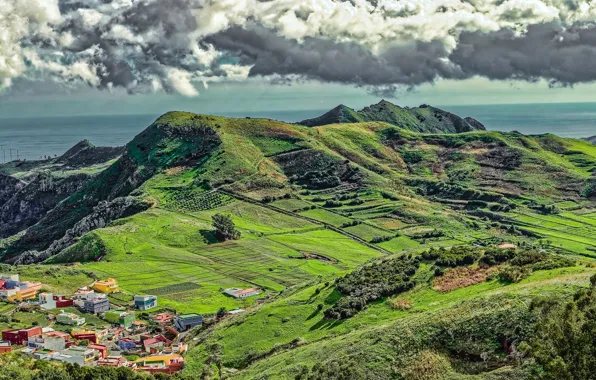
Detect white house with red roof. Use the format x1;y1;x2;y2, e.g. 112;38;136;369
223;287;260;299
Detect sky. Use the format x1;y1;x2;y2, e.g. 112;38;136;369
3;0;596;118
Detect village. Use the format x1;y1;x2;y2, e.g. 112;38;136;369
0;274;266;375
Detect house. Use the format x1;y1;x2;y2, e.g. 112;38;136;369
153;313;174;325
71;330;98;344
0;274;43;302
33;350;56;361
2;327;43;346
73;287;95;300
140;334;172;354
28;331;72;351
136;354;185;375
134;295;157;311
92;278;119;294
0;341;12;354
117;337;138;351
51;346;96;366
498;243;517;249
162;343;187;355
98;355;131;368
223;287;260;299
174;314;203;332
56;311;86;326
88;343;108;359
105;310;136;329
83;294;110;314
142;338;163;354
39;293;74;310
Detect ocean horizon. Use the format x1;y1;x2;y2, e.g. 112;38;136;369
1;102;595;162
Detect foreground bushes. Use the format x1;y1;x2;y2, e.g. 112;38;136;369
524;275;596;379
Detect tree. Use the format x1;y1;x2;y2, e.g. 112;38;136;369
216;307;227;319
211;213;240;241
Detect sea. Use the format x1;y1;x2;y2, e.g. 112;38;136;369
0;102;595;162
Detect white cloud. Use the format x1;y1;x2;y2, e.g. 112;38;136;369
3;0;596;95
166;68;199;97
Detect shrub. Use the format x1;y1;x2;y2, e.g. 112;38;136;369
497;264;530;283
422;246;481;267
323;200;343;208
389;298;412;311
479;248;516;267
370;235;392;243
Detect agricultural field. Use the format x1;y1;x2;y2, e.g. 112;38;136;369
298;208;352;227
343;223;395;242
511;209;596;258
69;206;381;314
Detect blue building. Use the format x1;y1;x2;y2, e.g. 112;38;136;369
133;295;157;311
174;314;203;332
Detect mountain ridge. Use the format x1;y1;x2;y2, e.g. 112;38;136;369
299;100;486;133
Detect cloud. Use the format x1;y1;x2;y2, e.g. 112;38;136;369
4;0;596;96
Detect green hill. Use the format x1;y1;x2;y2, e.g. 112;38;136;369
1;109;596;379
300;100;486;133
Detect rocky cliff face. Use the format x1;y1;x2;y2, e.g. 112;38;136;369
0;174;25;207
0;172;91;239
14;196;151;264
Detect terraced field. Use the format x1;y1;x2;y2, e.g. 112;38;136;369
77;204;380;313
511;209;596;258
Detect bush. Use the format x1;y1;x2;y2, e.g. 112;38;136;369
479;248;516;266
323;200;343;208
389;298;412;311
370;235;392;243
422;246;481;267
497;264;530;283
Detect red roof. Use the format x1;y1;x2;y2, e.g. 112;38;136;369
236;288;257;296
498;243;517;249
46;331;70;339
143;338;161;349
153;313;173;322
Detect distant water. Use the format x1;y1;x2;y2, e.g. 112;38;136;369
1;103;595;162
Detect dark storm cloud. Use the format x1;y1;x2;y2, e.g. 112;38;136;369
205;25;465;89
451;23;596;86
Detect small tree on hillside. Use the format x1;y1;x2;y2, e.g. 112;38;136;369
212;213;241;241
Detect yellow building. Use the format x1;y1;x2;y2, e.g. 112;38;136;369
92;278;119;294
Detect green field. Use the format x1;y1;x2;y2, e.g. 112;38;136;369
298;208;353;227
55;205;381;314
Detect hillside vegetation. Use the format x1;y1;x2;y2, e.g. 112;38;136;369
0;102;596;379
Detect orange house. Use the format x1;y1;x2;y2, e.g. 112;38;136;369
136;354;184;375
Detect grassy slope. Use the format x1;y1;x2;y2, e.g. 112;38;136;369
184;263;595;378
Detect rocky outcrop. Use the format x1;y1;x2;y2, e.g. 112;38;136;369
15;196;151;264
57;140;125;168
464;117;486;131
0;172;91;239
